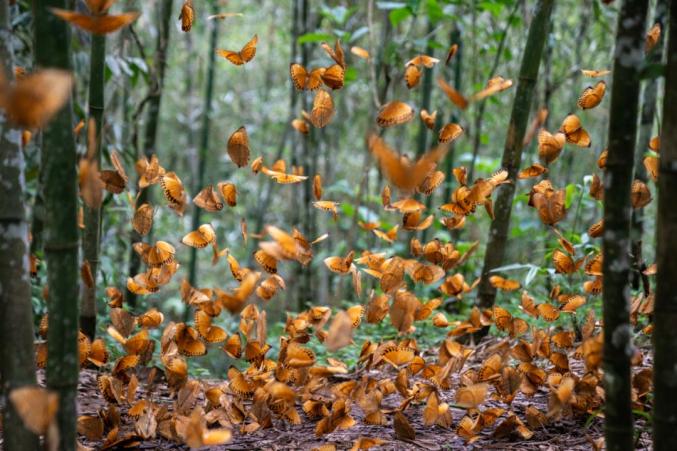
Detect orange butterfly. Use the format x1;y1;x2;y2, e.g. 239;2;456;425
227;126;250;167
216;34;258;65
577;81;606;110
368;134;448;192
376;101;414;127
179;0;194;32
310;90;335;128
0;69;73;128
289;64;324;90
50;7;140;35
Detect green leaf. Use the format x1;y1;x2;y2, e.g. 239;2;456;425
425;0;445;22
344;66;358;84
478;1;504;16
349;26;369;43
524;265;540;286
298;32;334;44
389;7;412;26
565;183;578;209
491;263;537;272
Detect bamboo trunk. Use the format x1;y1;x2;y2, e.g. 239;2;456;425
34;0;80;449
81;32;106;339
602;0;649;450
476;0;554;310
443;28;462;205
653;2;677;448
630;0;667;289
0;2;40;449
126;0;174;308
188;0;219;290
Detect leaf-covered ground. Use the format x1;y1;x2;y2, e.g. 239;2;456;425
36;336;653;451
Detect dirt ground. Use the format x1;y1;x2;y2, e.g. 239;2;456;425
22;338;650;451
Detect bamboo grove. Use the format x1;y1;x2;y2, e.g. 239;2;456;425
0;0;676;450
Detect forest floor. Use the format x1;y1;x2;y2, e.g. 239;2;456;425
29;337;653;451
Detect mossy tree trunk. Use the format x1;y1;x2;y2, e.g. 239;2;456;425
602;0;649;450
81;31;106;339
33;0;80;449
0;1;40;449
653;2;677;448
476;0;554;309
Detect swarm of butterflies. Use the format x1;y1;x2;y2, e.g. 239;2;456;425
2;1;661;450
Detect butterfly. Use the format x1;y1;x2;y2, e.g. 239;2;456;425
227;126;250;167
310;90;335;128
0;69;73;128
193;185;223;212
582;69;610;78
160;172;187;215
321;64;345;90
518;163;548;179
84;0;118;14
50;7;140;34
420;109;437;129
645;22;661;53
560;114;591;147
577;81;606;110
376;101;414;127
216;34;258;65
538;129;566;164
437;77;468;109
531;186;566;225
492;306;528;338
368;134;448;192
179;0;194;32
289;64;324;90
99;150;128;193
489;275;521;291
321;39;346;68
350;46;370;60
438;123;464;143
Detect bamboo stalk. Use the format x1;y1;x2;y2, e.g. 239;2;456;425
602;1;649;450
630;0;667;289
653;2;677;448
33;0;80;449
0;2;40;449
81;32;106;339
126;0;174;308
187;0;219;291
476;0;554;310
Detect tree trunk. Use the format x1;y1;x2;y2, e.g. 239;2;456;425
0;2;40;449
467;0;520;182
126;0;174;308
81;32;106;339
630;0;667;289
653;1;677;448
602;1;649;450
415;21;435;158
443;28;462;205
33;0;80;449
188;0;219;291
476;0;554;309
